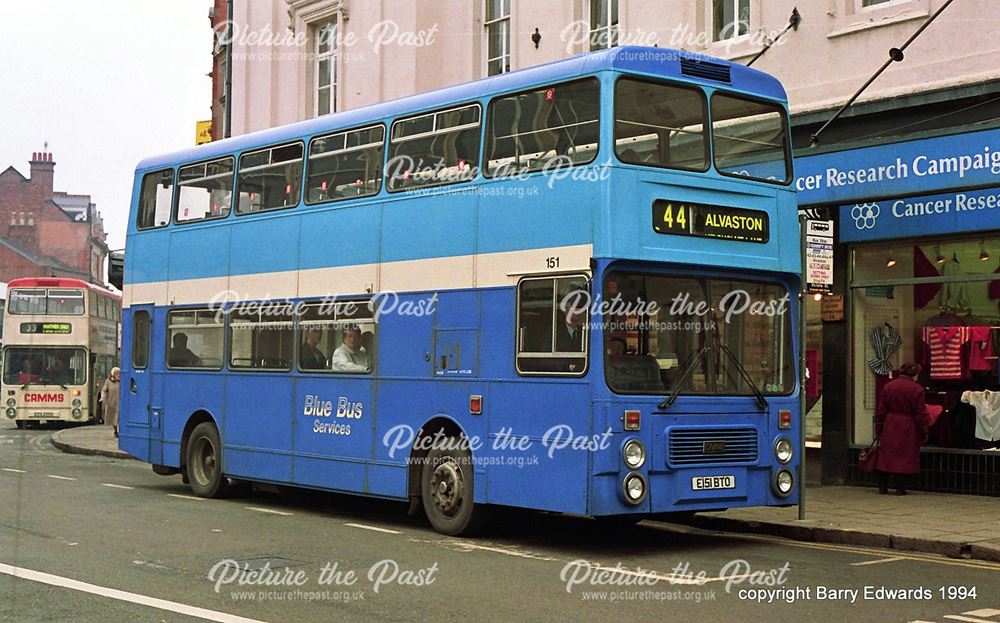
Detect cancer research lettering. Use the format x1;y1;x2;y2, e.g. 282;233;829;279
794;128;1000;206
840;186;1000;243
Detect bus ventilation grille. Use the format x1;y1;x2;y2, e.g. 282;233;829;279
679;58;732;83
668;428;758;465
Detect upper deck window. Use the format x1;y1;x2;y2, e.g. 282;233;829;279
176;157;234;223
711;94;790;185
236;142;304;213
306;125;384;205
8;288;85;316
137;169;174;229
387;104;481;191
485;79;600;177
614;78;708;172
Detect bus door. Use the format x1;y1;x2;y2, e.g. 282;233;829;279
125;305;156;460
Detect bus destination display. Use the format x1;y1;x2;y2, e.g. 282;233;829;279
652;200;769;243
20;322;73;335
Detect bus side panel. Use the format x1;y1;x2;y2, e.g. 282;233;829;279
223;374;293;482
160;372;225;468
292;375;373;494
485;381;591;515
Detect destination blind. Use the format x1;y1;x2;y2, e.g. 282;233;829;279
652;200;769;243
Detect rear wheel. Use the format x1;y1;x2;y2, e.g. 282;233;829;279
421;442;487;536
15;421;26;430
186;422;229;498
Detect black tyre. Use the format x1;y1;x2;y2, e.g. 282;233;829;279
15;420;26;430
595;515;643;529
421;441;487;536
186;422;229;498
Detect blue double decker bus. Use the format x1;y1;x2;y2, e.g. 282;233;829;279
116;46;799;535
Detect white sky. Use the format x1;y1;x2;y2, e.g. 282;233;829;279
0;1;212;250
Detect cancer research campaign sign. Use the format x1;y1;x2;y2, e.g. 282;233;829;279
839;186;1000;243
794;127;1000;206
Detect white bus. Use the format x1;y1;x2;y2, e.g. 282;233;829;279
2;277;120;428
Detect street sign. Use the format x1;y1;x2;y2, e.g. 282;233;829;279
805;219;834;294
196;120;213;145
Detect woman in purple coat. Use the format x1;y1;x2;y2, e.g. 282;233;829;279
874;362;930;495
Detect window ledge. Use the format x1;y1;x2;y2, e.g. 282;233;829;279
702;38;765;63
827;8;929;39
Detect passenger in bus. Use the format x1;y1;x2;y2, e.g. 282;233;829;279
168;332;201;368
101;367;121;438
45;355;73;385
555;304;586;353
299;326;327;370
330;325;370;372
18;358;41;385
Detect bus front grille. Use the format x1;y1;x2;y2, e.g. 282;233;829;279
668;428;758;465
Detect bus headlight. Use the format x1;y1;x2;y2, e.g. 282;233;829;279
72;399;82;407
623;439;645;469
774;438;793;464
6;398;15;407
71;408;82;419
773;469;794;497
5;408;15;418
622;472;647;505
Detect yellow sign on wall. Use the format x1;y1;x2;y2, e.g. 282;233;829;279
196;120;213;145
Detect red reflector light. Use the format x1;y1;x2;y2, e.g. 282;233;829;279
779;410;792;429
469;395;483;415
624;410;640;431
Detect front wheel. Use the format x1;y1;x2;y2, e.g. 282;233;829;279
420;442;487;536
186;422;229;498
15;420;26;430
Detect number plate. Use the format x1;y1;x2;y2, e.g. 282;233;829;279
32;411;55;419
691;475;736;491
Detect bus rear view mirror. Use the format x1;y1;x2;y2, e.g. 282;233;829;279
108;250;124;290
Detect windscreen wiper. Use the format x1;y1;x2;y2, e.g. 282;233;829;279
658;346;711;410
719;343;768;410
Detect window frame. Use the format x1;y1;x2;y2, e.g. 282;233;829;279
131;310;150;370
514;273;591;377
484;0;511;76
483;77;602;179
588;0;620;51
165;308;225;371
712;0;751;42
235;141;306;215
227;307;295;372
295;301;377;375
386;103;483;193
173;155;236;225
304;123;386;206
710;91;793;187
136;168;175;231
314;19;339;116
612;75;711;174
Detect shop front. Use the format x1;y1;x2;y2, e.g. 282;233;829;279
795;127;1000;495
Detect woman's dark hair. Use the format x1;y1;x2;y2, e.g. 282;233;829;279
898;362;921;378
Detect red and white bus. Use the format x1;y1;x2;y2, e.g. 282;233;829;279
2;278;120;428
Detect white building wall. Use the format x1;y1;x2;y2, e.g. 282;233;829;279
224;0;1000;135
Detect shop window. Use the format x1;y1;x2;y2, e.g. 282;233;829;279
850;237;1000;451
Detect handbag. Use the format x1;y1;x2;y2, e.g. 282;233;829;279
858;437;879;473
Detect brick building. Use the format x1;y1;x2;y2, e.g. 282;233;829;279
0;151;109;284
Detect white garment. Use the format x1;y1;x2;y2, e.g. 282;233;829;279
331;344;370;372
961;390;1000;442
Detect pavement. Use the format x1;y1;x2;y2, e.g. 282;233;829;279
50;424;1000;563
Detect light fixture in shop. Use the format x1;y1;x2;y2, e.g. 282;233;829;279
935;245;946;264
885;256;897;268
980;241;990;262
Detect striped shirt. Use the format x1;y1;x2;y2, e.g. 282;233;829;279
922;326;968;380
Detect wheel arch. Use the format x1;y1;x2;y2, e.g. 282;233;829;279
406;415;469;502
179;410;220;473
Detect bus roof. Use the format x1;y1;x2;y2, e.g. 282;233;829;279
6;277;121;300
136;46;786;173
